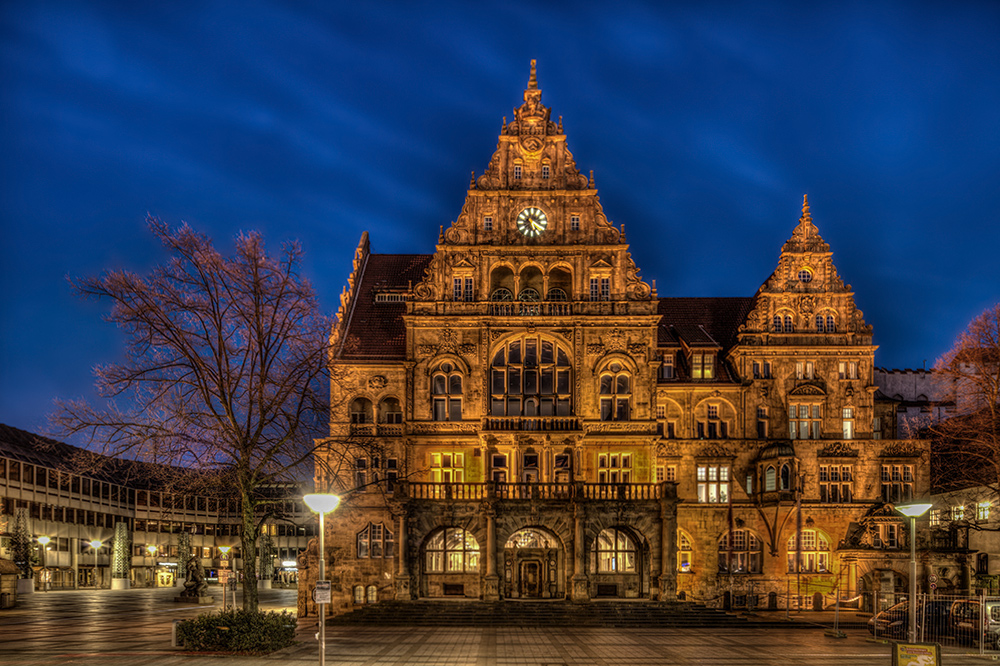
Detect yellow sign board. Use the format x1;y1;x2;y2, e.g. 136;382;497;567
892;642;941;666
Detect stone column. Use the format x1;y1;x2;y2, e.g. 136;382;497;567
483;503;500;601
571;501;589;601
395;509;411;600
659;486;678;601
72;537;79;590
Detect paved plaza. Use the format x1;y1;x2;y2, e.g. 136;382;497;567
0;587;994;665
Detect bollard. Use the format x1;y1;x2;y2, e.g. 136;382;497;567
172;619;183;648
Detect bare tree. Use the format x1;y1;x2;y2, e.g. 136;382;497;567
931;303;1000;519
53;217;330;611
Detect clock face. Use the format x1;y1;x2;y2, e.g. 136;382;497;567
516;207;548;238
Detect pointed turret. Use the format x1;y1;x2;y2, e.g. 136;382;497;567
781;194;830;254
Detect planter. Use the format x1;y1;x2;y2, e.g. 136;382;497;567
111;578;130;590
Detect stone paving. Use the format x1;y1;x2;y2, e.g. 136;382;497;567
0;587;995;665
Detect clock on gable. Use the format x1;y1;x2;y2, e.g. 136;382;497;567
516;207;548;238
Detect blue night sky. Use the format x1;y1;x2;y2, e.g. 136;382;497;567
2;1;999;436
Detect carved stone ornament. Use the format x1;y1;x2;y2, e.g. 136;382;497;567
368;375;388;390
880;442;922;458
818;442;859;458
606;329;626;352
584;423;654;434
627;343;647;358
657;441;681;457
798;295;815;314
586;343;606;356
698;443;734;459
439;328;459;354
490;330;508;342
417;344;437;357
409;422;479;435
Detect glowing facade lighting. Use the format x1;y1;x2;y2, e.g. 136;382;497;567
304;493;341;514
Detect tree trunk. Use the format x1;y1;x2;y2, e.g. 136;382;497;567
241;493;259;612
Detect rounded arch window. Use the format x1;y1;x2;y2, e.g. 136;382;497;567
593;527;637;573
365;585;378;603
425;527;480;573
431;363;463;421
349;398;373;424
787;529;830;573
379;397;402;424
490;288;513;301
518;288;540;302
546;288;568;301
797;268;813;283
599;362;631;421
505;528;556;549
352;585;364;604
678;529;694;573
489;336;572;418
718;529;762;573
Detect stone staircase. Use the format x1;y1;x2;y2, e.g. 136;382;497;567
328;599;784;628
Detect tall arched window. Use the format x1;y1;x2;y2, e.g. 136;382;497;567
379;397;402;424
431;363;463;421
599;363;631;421
773;315;783;332
784;314;794;332
594;528;637;573
425;527;480;573
787;529;830;573
490;336;572;417
366;585;378;603
765;466;776;491
718;530;762;573
678;529;693;572
780;463;791;490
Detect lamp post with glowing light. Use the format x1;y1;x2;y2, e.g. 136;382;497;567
37;536;51;591
304;494;341;666
219;545;232;609
896;501;933;643
146;544;158;587
89;540;102;588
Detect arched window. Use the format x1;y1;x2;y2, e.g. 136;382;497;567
765;466;776;491
718;530;762;573
353;585;364;604
490;288;513;301
349;398;373;424
357;523;394;559
518;288;540;301
594;528;637;573
780;463;791;490
546;288;568;301
826;314;836;332
773;315;783;332
366;585;378;603
379;397;402;424
505;528;556;549
431;363;463;421
784;315;794;332
599;363;631;421
786;529;830;573
425;527;480;573
815;314;825;332
678;529;693;573
490;336;572;417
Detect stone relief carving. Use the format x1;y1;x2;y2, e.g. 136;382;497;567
880;442;922;458
698;443;734;459
368;375;388;390
818;442;859;458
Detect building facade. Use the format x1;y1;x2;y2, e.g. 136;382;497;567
0;424;313;592
305;63;944;616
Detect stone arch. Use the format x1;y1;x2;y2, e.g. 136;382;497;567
498;523;568;599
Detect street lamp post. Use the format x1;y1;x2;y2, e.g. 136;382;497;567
219;545;232;610
896;501;933;643
89;540;102;588
37;536;51;591
304;494;341;666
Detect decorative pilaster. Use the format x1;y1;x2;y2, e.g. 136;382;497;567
571;500;589;601
483;503;500;601
395;509;412;600
659;486;678;601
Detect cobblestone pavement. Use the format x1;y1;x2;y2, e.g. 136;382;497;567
0;588;994;665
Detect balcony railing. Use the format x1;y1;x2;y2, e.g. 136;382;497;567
401;481;673;502
482;416;580;432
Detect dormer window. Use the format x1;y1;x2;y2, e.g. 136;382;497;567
659;354;675;379
692;353;715;380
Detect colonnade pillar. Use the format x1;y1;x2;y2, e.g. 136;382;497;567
483;503;500;601
658;487;678;601
395;509;412;600
571;501;589;601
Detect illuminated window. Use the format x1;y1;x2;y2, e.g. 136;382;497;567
483;216;493;231
697;464;730;503
842;407;854;439
952;505;965;521
798;269;812;282
594;528;636;573
430;452;464;483
357;523;394;559
597;452;632;483
425;528;479;573
599;363;631;421
431;363;463;421
786;529;829;573
978;502;991;521
678;530;693;572
691;353;715;380
490;336;573;418
718;530;762;573
570;215;580;230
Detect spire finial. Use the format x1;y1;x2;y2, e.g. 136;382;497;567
528;59;538;89
801;194;811;221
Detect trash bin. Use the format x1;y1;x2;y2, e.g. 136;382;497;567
0;593;11;609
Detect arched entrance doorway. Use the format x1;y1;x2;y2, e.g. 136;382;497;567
503;527;564;599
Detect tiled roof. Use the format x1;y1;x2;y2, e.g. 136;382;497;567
338;254;432;361
657;297;754;349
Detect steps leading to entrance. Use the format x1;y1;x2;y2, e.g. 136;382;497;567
328;599;775;628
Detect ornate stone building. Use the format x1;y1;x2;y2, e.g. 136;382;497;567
304;62;940;616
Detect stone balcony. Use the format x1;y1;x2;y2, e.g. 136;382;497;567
398;480;675;503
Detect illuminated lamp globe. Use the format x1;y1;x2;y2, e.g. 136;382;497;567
896;502;933;518
90;539;102;549
304;494;341;514
38;536;51;547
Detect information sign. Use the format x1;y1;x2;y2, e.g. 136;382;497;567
892;642;941;666
313;580;331;604
218;569;231;584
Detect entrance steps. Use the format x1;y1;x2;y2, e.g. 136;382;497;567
328;599;774;628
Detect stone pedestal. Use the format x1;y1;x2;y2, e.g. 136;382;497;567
483;574;500;602
175;595;215;605
571;576;589;602
659;574;677;601
111;578;130;590
394;576;412;601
